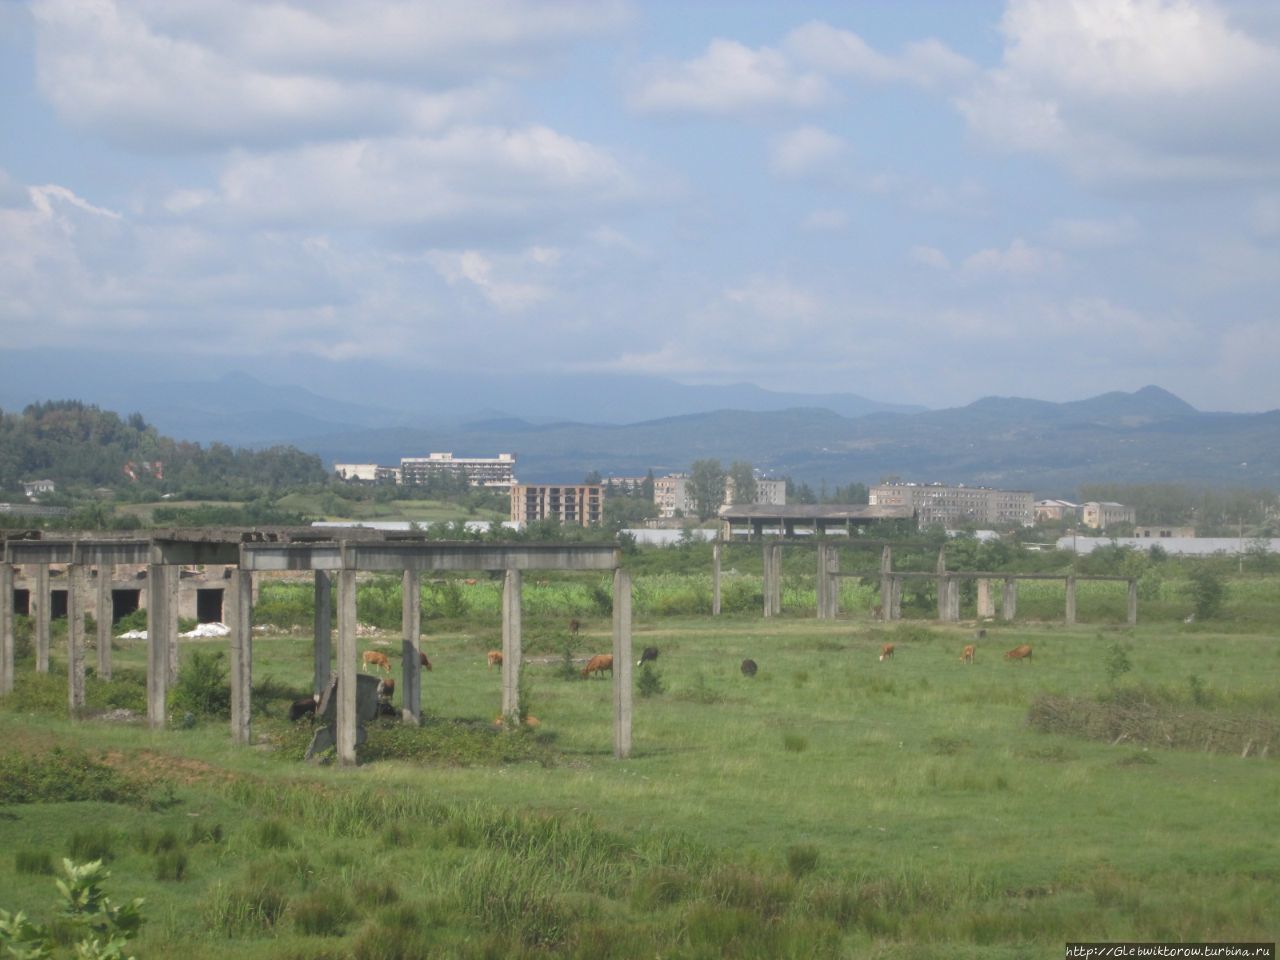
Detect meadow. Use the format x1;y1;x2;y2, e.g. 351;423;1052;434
1;566;1277;958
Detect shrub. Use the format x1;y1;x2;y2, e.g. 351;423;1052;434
170;649;231;718
0;859;145;960
1188;565;1226;620
0;746;152;807
637;664;665;698
1104;641;1132;684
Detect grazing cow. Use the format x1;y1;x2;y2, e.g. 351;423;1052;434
362;650;392;674
741;658;758;677
879;643;895;662
464;578;478;586
961;644;976;664
569;618;581;637
581;654;613;679
417;649;433;671
377;677;395;699
487;650;503;668
288;693;319;723
637;645;660;667
1005;643;1033;662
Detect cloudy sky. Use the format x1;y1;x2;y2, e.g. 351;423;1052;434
3;0;1280;412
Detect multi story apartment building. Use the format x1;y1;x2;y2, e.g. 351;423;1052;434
511;483;603;527
869;482;1034;527
400;452;516;489
1034;499;1080;522
1081;501;1136;530
654;473;787;518
333;463;400;483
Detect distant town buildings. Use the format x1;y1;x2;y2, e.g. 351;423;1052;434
1034;499;1080;522
654;472;787;518
333;453;515;489
401;453;516;489
1133;524;1195;539
1082;501;1137;530
21;479;56;498
511;483;603;527
869;482;1034;527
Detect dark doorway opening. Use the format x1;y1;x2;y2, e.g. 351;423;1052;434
51;589;68;620
196;588;224;624
111;589;141;624
13;589;30;616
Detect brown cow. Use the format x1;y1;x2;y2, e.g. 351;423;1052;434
581;654;613;679
569;618;581;637
879;643;895;662
1005;644;1033;662
417;649;433;671
487;650;503;668
960;644;976;664
362;650;392;674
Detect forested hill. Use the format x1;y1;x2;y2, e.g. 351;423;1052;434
0;401;327;497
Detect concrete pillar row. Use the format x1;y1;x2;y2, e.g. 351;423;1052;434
501;570;523;723
1002;578;1018;621
401;569;421;725
229;569;253;746
0;563;13;696
1065;575;1077;626
35;564;50;674
66;563;85;714
612;568;633;760
313;571;332;695
1127;579;1139;626
146;563;174;730
96;564;112;680
336;568;358;766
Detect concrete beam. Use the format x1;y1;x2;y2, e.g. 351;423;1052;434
0;563;12;696
313;571;332;695
150;541;241;566
401;569;421;725
146;564;174;730
66;563;85;714
501;570;522;723
229;569;253;745
336;569;358;766
240;541;620;573
34;564;49;674
96;564;112;680
612;568;633;760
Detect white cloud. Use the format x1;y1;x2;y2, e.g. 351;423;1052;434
629;38;830;115
961;238;1062;277
208;127;639;235
425;247;553;312
958;0;1280;182
30;0;624;150
785;21;977;89
910;245;951;270
770;126;850;177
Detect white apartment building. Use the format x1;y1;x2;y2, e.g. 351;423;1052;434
400;452;516;489
870;482;1034;527
1081;501;1136;530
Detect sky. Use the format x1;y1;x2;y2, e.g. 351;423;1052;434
3;0;1280;413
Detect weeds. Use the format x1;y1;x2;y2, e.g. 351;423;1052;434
13;850;53;876
0;746;155;807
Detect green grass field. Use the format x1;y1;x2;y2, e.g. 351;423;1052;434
2;600;1278;957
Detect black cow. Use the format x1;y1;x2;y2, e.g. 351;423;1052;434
741;658;758;677
288;694;319;723
637;646;660;667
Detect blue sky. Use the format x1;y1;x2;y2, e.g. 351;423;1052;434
3;0;1279;412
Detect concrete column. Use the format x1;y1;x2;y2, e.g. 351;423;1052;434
936;548;949;622
976;578;994;618
761;544;772;618
948;576;961;621
96;565;112;680
1127;579;1138;626
401;569;421;725
167;570;180;686
146;564;173;730
890;576;903;621
816;545;828;620
612;568;633;760
1;562;13;696
1065;575;1077;626
229;569;253;745
35;564;50;673
828;544;840;619
879;546;893;620
711;542;722;616
66;563;85;714
1002;578;1018;621
769;544;783;616
313;571;332;695
501;569;523;723
336;569;358;766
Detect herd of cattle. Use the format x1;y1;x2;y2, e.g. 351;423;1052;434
287;622;1035;723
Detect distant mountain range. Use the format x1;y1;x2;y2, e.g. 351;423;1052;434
2;349;1276;495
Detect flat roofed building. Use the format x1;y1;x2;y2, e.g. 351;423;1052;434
400;452;516;489
656;472;787;518
870;482;1033;527
1081;501;1136;530
511;483;603;527
1035;499;1080;522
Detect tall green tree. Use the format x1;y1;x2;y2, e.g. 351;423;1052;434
727;461;758;505
688;459;727;521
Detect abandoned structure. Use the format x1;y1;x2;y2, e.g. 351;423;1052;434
869;482;1034;527
510;483;603;527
